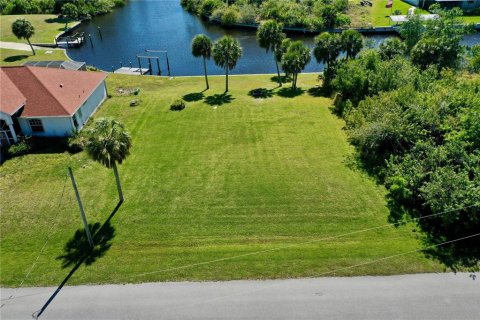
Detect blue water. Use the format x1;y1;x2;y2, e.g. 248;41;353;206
67;0;480;75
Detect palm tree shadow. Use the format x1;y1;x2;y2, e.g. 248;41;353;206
182;92;204;102
34;201;122;319
56;221;115;269
271;75;291;84
3;55;29;63
248;88;274;99
276;87;305;98
204;93;234;106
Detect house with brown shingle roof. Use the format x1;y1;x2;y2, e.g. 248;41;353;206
0;66;107;146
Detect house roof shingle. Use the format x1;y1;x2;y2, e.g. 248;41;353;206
0;68;26;115
1;66;107;117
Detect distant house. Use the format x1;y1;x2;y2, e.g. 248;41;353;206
0;66;107;147
404;0;480;10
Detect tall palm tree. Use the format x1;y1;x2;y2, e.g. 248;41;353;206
340;30;363;59
257;20;285;86
12;19;36;55
212;36;242;92
192;34;213;90
84;118;132;202
281;41;311;90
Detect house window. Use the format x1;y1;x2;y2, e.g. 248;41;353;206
28;119;44;133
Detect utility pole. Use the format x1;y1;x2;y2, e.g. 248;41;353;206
68;167;94;248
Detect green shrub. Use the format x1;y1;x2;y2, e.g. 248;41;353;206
7;137;31;157
181;0;202;13
170;99;186;111
200;0;222;16
238;4;258;24
221;7;241;26
113;0;126;7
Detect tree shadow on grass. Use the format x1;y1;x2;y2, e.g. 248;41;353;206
248;88;274;99
204;93;234;106
276;87;305;98
56;221;115;269
307;86;330;98
271;75;291;85
182;92;204;102
33;201;122;319
3;54;29;63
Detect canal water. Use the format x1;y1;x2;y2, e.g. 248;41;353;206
67;0;480;76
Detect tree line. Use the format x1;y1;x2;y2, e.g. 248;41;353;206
0;0;126;18
328;5;479;269
191;19;363;92
182;0;350;30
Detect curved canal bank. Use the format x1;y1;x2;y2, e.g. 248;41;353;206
67;0;480;75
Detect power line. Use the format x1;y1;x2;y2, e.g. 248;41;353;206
160;232;480;314
1;204;477;305
98;204;477;284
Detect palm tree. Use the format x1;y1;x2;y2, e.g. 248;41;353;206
12;19;36;55
314;32;342;88
84;118;132;203
192;34;213;90
212;36;242;92
281;41;311;90
257;20;285;86
313;32;342;69
340;30;363;59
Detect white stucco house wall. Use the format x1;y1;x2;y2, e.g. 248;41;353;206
0;66;107;147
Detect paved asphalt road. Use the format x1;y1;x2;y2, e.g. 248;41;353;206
1;273;479;320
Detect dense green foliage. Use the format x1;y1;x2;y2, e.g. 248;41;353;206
328;6;480;269
0;0;126;16
181;0;351;30
314;30;363;90
0;0;55;14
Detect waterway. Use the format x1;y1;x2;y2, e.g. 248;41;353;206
67;0;480;76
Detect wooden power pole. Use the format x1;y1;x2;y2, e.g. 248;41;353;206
68;167;94;247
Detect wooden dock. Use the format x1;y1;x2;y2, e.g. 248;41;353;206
114;67;150;75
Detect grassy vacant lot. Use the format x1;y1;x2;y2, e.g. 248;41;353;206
0;48;67;66
370;1;428;26
0;14;75;44
350;0;480;27
0;74;443;287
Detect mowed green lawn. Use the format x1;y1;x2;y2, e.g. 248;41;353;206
367;0;479;26
0;74;443;287
0;48;68;66
0;14;75;44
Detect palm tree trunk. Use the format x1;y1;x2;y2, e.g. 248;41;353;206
274;55;282;86
203;57;209;90
225;67;229;92
27;38;35;55
112;162;124;202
